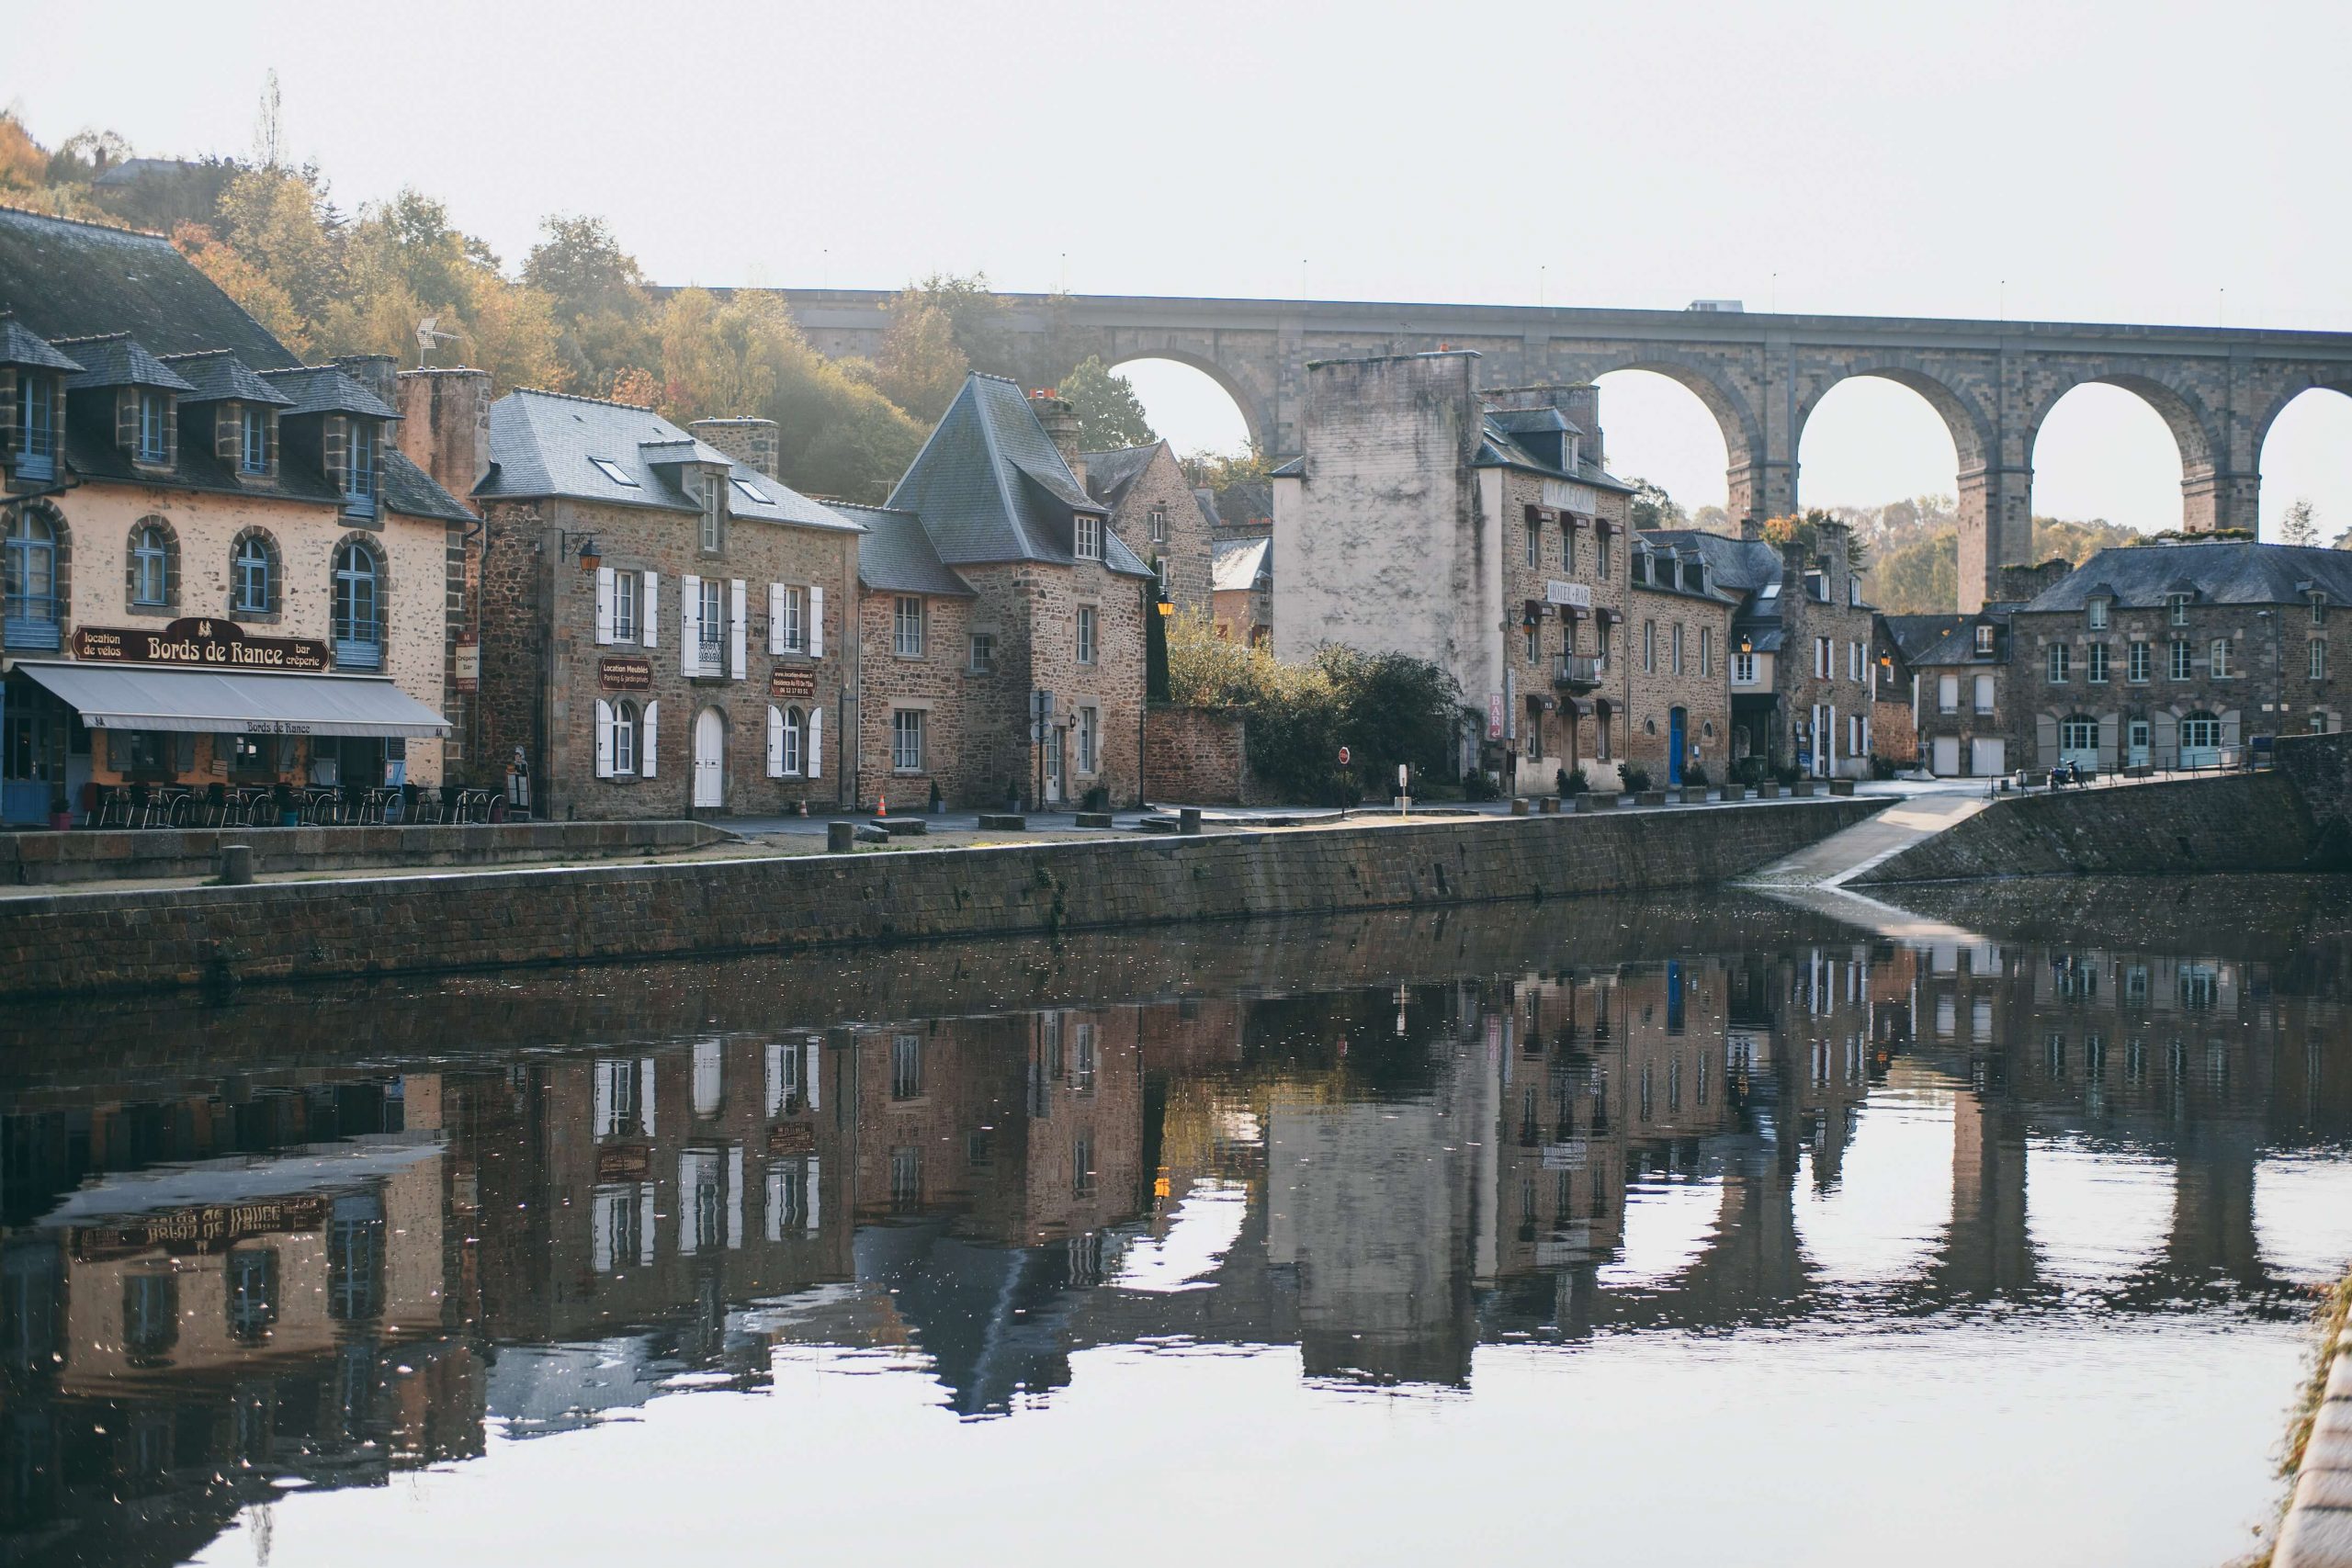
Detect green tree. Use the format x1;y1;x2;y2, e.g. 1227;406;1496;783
891;273;1020;378
1628;478;1686;531
2281;497;2319;547
1059;355;1155;449
213;167;345;332
870;300;969;422
523;214;658;394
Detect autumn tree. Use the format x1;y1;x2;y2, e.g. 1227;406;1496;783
1628;479;1686;530
523;214;658;396
1059;355;1155;449
870;301;968;422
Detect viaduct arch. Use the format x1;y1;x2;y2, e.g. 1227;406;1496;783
771;288;2352;611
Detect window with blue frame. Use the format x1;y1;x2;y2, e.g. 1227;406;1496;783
232;532;277;615
332;539;382;668
3;507;61;649
240;405;270;474
344;419;378;515
129;520;174;610
136;390;170;464
17;374;55;481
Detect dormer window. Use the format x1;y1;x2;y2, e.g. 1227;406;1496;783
343;418;378;517
2313;592;2328;626
699;470;724;552
135;389;171;464
1076;513;1102;561
239;405;272;476
1974;625;1996;655
16;373;57;481
2087;597;2109;630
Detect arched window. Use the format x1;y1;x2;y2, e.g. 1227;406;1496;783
3;505;63;649
332;538;383;670
231;530;279;617
612;699;639;776
127;517;176;611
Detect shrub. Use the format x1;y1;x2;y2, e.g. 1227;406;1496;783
1557;766;1588;796
1772;762;1802;785
1730;756;1769;786
1462;771;1498;802
1682;762;1709;788
1620;764;1653;794
1868;753;1900;781
1080;784;1110;812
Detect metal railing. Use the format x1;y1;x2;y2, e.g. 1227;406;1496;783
1554;654;1606;686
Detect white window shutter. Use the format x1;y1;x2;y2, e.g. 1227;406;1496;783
809;585;824;659
766;704;784;778
594;698;614;777
641;701;660;778
768;582;785;655
681;575;702;675
804;1043;820;1111
808;705;823;779
730;580;748;680
641;571;659;649
595;566;616;646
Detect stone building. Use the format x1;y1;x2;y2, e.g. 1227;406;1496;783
879;374;1155;808
1272;354;1641;791
1211;535;1272;645
1639;519;1880;779
1627;536;1736;785
1885;609;2014;777
2008;540;2352;772
454;387;862;818
0;208;473;825
831;502;975;812
1081;439;1211;615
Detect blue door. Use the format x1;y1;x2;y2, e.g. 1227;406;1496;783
1668;706;1686;785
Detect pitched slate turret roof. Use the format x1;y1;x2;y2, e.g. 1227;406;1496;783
832;502;976;597
2020;540;2352;612
0;206;297;367
1079;441;1165;509
479;387;860;534
886;374;1151;577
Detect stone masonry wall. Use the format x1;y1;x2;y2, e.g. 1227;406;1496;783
1627;580;1733;785
1103;444;1214;615
1142;704;1267;805
856;587;972;810
0;797;1884;998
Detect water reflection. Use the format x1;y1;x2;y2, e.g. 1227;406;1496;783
4;890;2350;1565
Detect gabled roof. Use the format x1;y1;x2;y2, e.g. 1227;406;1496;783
1192;486;1223;533
0;313;83;373
382;451;478;524
158;348;294;406
832;502;975;597
0;206;298;367
2020;540;2352;613
1881;613;1968;662
886;374;1149;577
257;364;399;420
479;387;858;533
55;333;196;393
1473;412;1636;493
1080;441;1165;510
1638;529;1786;593
1212;535;1272;593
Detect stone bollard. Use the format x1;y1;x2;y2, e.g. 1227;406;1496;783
1538;795;1558;814
1180;807;1202;835
1510;797;1530;817
827;821;855;853
219;844;254;886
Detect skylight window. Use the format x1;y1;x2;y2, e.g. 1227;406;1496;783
1760;581;1781;599
731;477;771;505
589;457;639;487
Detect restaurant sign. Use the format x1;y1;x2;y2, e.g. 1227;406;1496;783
73;617;328;671
600;656;653;692
72;1194;331;1260
769;665;817;699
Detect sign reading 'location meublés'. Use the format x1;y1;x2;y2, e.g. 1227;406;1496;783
73;618;329;671
600;656;653;692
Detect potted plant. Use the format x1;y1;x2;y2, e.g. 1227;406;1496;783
272;784;299;828
930;779;944;815
1679;761;1710;803
47;788;72;832
1557;766;1588;798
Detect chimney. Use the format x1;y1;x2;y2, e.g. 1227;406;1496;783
689;417;780;481
1559;382;1602;469
1029;389;1085;489
396;367;492;499
1739;515;1767;540
334;353;400;412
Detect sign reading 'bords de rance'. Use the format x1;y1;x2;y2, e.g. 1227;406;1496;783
74;618;329;671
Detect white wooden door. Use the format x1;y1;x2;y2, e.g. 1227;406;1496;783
1932;736;1961;775
1970;738;2006;776
692;707;726;807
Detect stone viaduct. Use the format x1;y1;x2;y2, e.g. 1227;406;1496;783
772;288;2352;611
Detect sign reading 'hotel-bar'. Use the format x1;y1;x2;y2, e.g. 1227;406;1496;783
73;618;330;671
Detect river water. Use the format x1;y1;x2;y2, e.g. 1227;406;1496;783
5;881;2350;1567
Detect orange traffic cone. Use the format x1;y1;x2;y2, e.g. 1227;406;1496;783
876;794;888;818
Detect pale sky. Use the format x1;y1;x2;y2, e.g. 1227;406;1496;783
12;0;2348;535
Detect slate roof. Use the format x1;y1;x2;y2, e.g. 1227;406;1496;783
1080;442;1164;510
886;374;1151;578
55;333;196;393
1192;486;1223;533
158;348;294;406
381;452;479;524
1639;529;1787;593
1883;613;1971;663
2020;540;2352;612
0;206;297;367
1212;536;1272;594
1474;411;1637;494
479;387;859;534
832;502;975;597
0;312;83;372
256;364;399;420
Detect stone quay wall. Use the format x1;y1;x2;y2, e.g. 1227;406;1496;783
1858;730;2352;885
1142;705;1270;806
0;797;1883;998
0;819;729;886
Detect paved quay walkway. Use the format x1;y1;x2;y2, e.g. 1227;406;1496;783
1740;780;1995;943
2279;1303;2352;1568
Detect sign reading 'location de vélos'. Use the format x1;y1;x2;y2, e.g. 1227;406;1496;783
73;618;330;671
